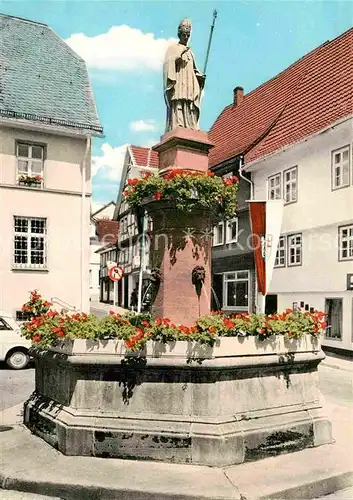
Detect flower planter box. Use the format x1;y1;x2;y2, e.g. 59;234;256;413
50;334;320;358
24;334;332;467
18;180;42;187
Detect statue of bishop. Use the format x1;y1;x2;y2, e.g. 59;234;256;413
163;19;206;133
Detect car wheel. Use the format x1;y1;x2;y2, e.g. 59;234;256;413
6;349;30;370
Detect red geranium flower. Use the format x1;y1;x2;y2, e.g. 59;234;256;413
223;318;235;329
127;178;139;186
141;320;150;327
125;339;135;349
32;334;41;343
153;191;163;200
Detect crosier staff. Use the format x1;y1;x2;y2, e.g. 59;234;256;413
203;10;218;75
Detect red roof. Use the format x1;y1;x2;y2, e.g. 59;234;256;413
209;28;353;167
130;145;159;168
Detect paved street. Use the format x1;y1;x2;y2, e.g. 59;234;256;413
90;300;127;318
318;364;353;408
0;363;34;411
0;357;352;500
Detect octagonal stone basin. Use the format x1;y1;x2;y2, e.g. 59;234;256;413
24;335;332;466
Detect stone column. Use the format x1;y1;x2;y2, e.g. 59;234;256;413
149;128;214;325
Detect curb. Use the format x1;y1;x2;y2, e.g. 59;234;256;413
257;471;353;500
1;469;353;500
0;475;238;500
321;361;353;373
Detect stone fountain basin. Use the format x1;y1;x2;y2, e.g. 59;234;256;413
24;335;332;466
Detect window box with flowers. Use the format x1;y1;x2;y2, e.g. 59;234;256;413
23;290;332;467
18;174;43;187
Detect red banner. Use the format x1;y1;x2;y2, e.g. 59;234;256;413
249;201;266;295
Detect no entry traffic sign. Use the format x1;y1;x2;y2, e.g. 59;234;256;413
108;265;124;282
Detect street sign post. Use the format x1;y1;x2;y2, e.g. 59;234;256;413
108;265;124;308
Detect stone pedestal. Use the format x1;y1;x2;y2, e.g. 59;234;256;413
149;128;214;325
153;127;214;175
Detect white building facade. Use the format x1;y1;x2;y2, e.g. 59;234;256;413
89;202;115;301
0;14;102;319
248;117;353;353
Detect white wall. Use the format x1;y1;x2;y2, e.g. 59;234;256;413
0;125;91;314
0;126;91;193
89;240;101;301
250;118;353;351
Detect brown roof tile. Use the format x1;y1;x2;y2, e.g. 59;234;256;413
209;28;353;167
130;145;159;168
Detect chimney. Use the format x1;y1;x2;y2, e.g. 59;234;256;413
233;86;244;106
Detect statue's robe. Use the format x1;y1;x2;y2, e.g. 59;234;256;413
163;43;203;132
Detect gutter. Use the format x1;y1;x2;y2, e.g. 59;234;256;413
81;136;91;312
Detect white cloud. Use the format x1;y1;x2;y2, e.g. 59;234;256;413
142;138;159;148
129;119;157;133
65;26;177;71
92;143;128;182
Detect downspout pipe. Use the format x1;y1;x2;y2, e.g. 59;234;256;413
81;136;91;312
238;154;254;200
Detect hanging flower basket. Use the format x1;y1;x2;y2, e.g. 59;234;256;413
123;169;239;220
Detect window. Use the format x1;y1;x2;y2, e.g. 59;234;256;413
274;236;286;267
213;222;224;246
16;311;32;322
325;298;343;340
268;173;282;200
223;270;249;310
16;143;44;186
0;318;12;330
287;233;302;266
120;249;128;265
332;146;350;190
13;217;47;269
225;218;238;244
339;224;353;261
284;167;297;204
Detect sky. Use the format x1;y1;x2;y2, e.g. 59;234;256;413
2;0;353;211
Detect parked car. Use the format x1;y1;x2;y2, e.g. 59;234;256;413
0;312;31;369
